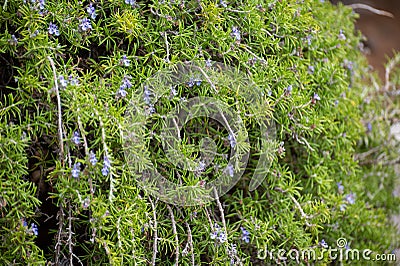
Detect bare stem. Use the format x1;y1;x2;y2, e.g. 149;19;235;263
148;197;158;266
167;205;179;266
47;56;64;163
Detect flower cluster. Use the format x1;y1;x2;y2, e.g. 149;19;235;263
89;151;98;166
231;26;241;42
125;0;138;7
102;156;111;176
120;55;130;67
72;162;81;178
319;239;328;248
71;131;80;145
8;35;18;46
187;77;202;87
117;76;133;98
228;133;236;148
226;163;234;177
24;0;46;14
336;181;344;194
86;3;97;20
240;226;250;243
284;85;293;96
79;18;92;32
210;223;227;243
48;22;60;36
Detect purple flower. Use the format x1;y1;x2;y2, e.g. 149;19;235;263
231;26;241;42
22;218;28;227
82;197;90;209
125;0;137;7
196;161;206;172
319;239;328;248
195;79;202;86
8;35;18;46
205;59;212;68
308;65;315;74
31;223;39;236
338;29;346;41
187;77;195;87
284;85;292;96
366;122;372;132
226;164;234;177
120;75;133;90
48;22;60;36
240;226;250;243
218;232;227;243
228;133;236;148
313;93;321;101
336;181;344;194
72;163;81;178
86;3;97;20
58;75;68;88
89;151;97;166
143;86;152;104
345;193;356;205
339;204;346;211
120;55;130;67
219;0;227;7
79;18;92;32
68;75;79;86
102;156;111;176
71;131;80;145
117;88;127;98
334;99;339;106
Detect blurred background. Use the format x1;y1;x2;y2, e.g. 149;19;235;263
332;0;400;80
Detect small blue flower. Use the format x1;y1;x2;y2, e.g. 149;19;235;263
72;163;81;178
86;3;97;20
48;22;60;36
219;0;227;7
205;59;212;68
187;77;195;88
334;99;339;106
195;79;202;86
125;0;137;7
313;93;321;101
170;86;178;97
240;226;250;243
345;193;356;205
226;164;234;177
143;86;152;104
366;122;372;132
120;55;130;67
284;85;293;96
228;133;236;148
71;131;80;145
338;29;346;41
218;232;227;243
336;181;344;194
117;88;128;98
9;35;18;46
68;75;79;86
231;26;241;42
31;223;39;236
120;76;133;90
102;156;111;176
308;65;315;74
58;75;68;88
22;218;28;227
339;204;346;211
89;150;97;166
79;18;92;32
210;230;218;239
319;239;328;248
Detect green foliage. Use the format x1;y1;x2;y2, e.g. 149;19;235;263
0;0;399;265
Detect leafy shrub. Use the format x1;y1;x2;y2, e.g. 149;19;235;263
0;0;399;265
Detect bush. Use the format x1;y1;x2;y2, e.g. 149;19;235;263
0;0;398;265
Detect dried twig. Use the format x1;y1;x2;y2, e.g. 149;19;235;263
47;56;64;163
167;205;179;266
348;3;394;18
148;197;158;266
